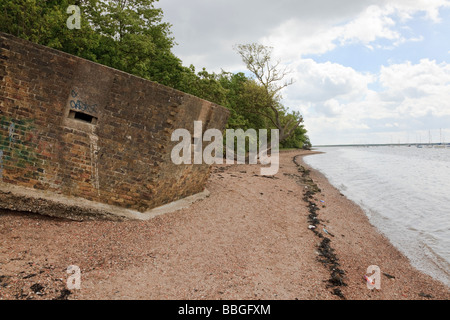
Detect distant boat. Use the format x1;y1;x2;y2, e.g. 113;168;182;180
434;129;446;148
417;145;423;148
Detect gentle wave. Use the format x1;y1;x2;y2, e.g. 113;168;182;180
304;146;450;287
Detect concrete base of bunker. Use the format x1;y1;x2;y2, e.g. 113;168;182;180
0;183;210;221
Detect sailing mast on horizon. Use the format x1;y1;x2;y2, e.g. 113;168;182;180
426;130;433;148
435;128;446;148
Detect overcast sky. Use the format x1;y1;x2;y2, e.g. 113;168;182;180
158;0;450;145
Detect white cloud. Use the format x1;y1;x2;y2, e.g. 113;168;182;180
379;59;450;117
285;59;374;104
385;0;450;22
380;59;450;90
337;5;400;45
294;59;450;144
262;1;449;59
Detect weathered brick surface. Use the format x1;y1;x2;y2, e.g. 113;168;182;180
0;32;229;219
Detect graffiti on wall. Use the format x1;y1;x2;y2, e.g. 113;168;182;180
0;115;38;170
70;90;98;114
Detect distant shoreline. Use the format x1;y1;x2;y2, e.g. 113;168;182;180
313;143;450;148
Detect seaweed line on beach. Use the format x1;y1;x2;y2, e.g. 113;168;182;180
292;155;348;299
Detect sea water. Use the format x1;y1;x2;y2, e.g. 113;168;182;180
304;146;450;287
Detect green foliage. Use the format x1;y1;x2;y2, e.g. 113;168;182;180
218;73;267;131
178;66;228;106
84;0;175;79
280;126;308;149
0;0;101;60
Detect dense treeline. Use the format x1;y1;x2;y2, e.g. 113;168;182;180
0;0;311;149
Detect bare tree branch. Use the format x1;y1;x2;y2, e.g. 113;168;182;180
235;43;303;143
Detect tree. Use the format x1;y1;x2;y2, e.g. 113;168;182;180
234;43;305;142
218;72;267;130
82;0;176;79
280;123;309;149
0;0;179;82
0;0;101;61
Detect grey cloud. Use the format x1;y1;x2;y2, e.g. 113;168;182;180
159;0;379;70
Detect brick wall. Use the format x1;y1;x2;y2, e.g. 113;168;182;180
0;32;229;220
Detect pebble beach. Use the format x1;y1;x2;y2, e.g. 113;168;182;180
0;150;449;300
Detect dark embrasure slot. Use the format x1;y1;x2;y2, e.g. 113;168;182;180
69;110;98;124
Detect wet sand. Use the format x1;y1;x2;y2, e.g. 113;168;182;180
0;150;449;300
